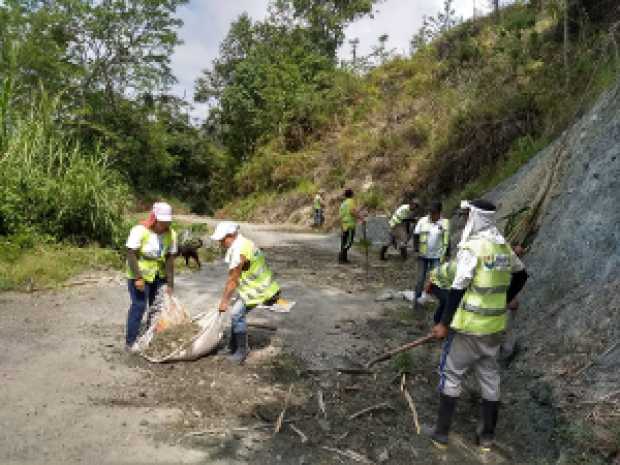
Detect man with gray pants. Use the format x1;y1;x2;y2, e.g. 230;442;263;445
426;199;528;450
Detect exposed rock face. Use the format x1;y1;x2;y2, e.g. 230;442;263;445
487;79;620;457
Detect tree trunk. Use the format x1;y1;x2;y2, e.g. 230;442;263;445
563;0;570;85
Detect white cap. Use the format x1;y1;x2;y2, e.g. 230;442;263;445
210;221;239;241
152;202;172;222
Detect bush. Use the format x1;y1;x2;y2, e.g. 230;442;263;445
0;91;130;247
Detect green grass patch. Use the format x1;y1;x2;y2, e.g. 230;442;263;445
0;242;122;291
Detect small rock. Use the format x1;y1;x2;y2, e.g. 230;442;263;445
317;418;331;432
377;448;389;463
139;419;149;427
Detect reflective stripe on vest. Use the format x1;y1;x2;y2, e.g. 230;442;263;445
418;217;450;256
450;238;512;335
340;198;356;231
389;204;411;228
237;237;280;306
430;261;457;289
126;228;177;283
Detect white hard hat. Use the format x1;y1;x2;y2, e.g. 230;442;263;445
152;202;172;222
210;221;239;241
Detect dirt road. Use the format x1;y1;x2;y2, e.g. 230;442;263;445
0;221;516;465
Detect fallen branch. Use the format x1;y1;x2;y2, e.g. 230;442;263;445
186;416;311;437
322;446;376;465
366;334;435;368
274;384;294;434
318;390;327;418
289;424;308;444
348;402;393;420
400;374;420;434
305;368;376;375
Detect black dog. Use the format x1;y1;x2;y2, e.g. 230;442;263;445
178;238;203;269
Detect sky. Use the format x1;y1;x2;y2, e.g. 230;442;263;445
170;0;491;122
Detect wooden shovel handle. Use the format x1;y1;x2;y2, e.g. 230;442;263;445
366;334;435;368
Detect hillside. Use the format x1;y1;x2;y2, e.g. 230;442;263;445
218;3;618;226
485;74;620;462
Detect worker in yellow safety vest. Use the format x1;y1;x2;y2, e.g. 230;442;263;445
424;260;457;324
413;201;450;309
211;222;281;364
424;199;528;450
338;188;361;264
313;190;325;227
380;194;420;261
125;202;178;353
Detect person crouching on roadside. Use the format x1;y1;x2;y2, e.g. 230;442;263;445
211;222;281;364
125;202;177;353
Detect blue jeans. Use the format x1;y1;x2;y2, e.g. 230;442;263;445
230;299;249;335
230;292;280;335
314;208;324;226
415;257;440;298
126;278;165;345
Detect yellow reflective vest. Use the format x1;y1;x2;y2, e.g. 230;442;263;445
126;227;177;283
417;216;450;257
450;238;512;336
339;198;356;231
237;236;280;306
389;204;411;228
430;260;457;289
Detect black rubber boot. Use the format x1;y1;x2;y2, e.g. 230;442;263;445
380;246;389;260
424;394;457;448
228;333;248;364
476;400;499;449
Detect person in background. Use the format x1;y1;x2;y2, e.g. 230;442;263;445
380;194;419;261
338;188;360;264
413;201;450;309
125;202;177;353
425;260;457;324
211;222;281;364
313;190;325;227
425;199;528;450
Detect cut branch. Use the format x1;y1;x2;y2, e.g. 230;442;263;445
348;402;393;421
401;374;420;434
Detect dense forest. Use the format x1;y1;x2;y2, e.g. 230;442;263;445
0;0;618;279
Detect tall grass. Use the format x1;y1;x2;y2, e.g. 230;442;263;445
0;83;130;247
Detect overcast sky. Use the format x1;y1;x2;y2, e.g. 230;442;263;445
171;0;491;122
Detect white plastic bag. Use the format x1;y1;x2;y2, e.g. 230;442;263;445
140;309;227;363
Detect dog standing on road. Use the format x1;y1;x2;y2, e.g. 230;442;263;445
179;231;203;269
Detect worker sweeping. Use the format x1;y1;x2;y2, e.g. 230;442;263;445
211;222;281;364
380;194;419;261
413;201;450;309
425;199;528;450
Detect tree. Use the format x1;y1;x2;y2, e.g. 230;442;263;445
410;0;460;51
195;1;378;161
272;0;378;59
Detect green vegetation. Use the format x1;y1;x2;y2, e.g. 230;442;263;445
0;240;121;291
1;0;618;288
212;1;619;223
